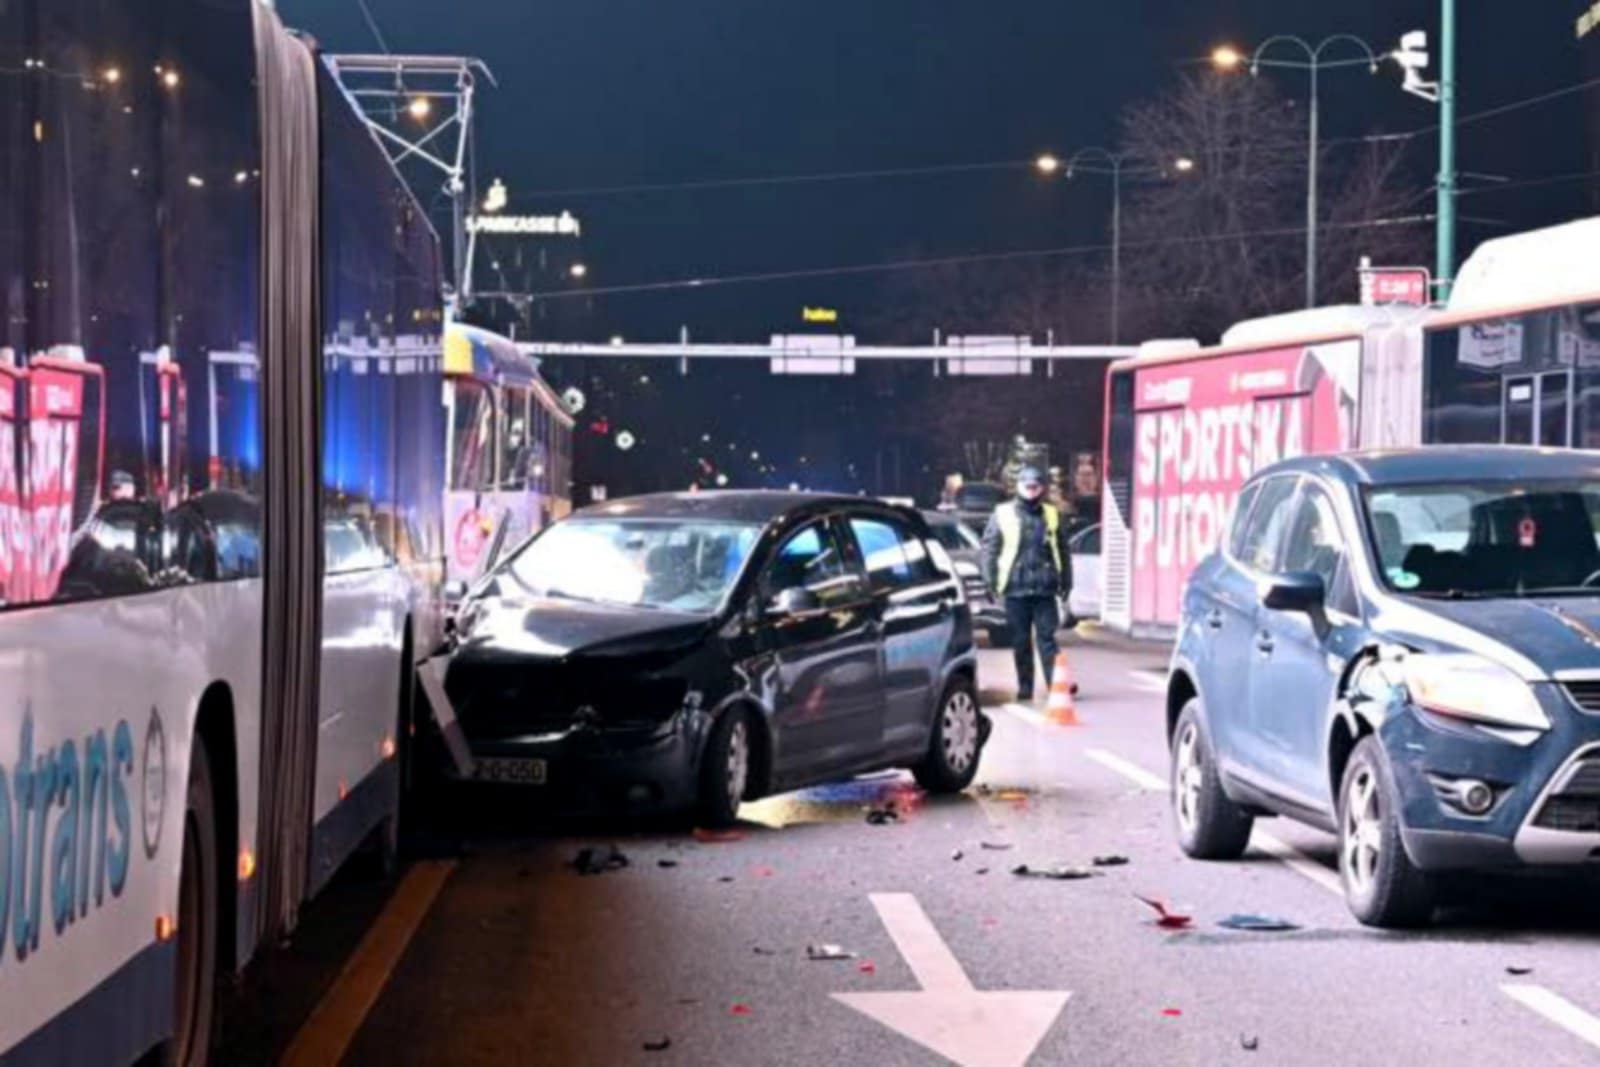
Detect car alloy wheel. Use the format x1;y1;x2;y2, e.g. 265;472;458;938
725;717;749;812
1342;764;1382;897
1173;720;1202;836
941;688;979;775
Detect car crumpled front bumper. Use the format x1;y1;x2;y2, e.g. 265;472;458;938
456;710;711;812
1381;682;1600;871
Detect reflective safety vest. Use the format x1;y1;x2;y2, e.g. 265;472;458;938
995;501;1062;595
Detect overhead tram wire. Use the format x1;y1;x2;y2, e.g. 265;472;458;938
501;71;1600;205
476;213;1435;303
353;0;391;53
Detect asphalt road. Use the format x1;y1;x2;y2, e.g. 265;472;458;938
222;630;1600;1066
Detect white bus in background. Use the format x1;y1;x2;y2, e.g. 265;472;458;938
0;2;448;1063
1100;214;1600;638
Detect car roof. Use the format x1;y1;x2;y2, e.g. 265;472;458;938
1259;447;1600;486
577;490;903;525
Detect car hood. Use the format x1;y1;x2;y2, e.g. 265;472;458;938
1395;596;1600;677
454;595;713;663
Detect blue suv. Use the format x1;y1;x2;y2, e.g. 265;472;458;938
1169;447;1600;927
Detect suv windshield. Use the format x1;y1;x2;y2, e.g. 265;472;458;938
503;518;761;613
1366;480;1600;598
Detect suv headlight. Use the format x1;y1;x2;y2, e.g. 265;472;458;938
1402;653;1550;732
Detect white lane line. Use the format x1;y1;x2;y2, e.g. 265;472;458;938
1000;702;1051;729
1249;830;1343;896
1126;671;1168;694
1503;985;1600;1050
1085;747;1343;897
1086;747;1169;791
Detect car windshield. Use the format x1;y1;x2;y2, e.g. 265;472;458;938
1366;480;1600;598
503;518;761;613
928;521;980;552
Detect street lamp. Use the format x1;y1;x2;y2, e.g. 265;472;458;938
1216;34;1383;308
1038;147;1196;343
569;262;588;280
407;95;432;122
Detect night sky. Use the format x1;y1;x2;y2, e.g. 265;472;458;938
282;1;1597;343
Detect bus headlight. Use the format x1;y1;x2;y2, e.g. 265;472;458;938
1402;653;1550;732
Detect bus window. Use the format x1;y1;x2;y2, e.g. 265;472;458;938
449;378;495;491
498;385;531;490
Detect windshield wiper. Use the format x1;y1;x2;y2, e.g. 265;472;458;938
1407;588;1498;600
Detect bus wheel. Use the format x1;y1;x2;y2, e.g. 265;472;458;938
169;743;218;1067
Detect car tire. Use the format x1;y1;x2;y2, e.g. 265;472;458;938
697;707;752;829
1339;737;1435;928
1171;699;1253;860
168;742;219;1067
913;676;985;794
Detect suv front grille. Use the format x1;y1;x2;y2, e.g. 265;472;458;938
1529;754;1600;832
1562;681;1600;714
447;660;688;741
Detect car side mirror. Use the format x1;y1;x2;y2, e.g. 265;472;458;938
1261;571;1329;633
769;586;822;617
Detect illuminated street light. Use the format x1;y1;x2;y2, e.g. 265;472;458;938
610;335;625;346
102;67;122;85
715;473;729;487
234;170;249;184
407;95;432;121
1034;153;1061;176
1173;156;1196;173
160;68;180;90
482;178;508;213
569;262;588;280
1211;45;1244;71
186;174;205;189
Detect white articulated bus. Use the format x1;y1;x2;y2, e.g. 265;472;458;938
1;1;452;1062
1101;216;1600;637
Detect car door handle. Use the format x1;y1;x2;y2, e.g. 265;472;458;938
1255;632;1275;655
1205;609;1223;630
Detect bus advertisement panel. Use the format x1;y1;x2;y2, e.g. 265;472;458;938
1121;339;1360;629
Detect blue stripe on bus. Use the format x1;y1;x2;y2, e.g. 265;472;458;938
3;940;174;1066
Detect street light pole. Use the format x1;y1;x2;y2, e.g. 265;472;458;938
1220;35;1380;309
1437;0;1458;299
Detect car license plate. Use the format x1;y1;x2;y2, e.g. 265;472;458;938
472;757;547;786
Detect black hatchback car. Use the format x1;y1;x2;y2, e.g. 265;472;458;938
444;491;987;825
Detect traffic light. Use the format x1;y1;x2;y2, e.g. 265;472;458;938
1394;30;1440;103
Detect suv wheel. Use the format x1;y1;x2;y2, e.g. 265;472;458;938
1171;699;1253;859
913;677;986;793
697;707;751;828
1339;737;1435;928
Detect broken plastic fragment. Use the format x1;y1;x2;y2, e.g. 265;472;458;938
657;859;679;869
1218;913;1300;932
858;960;876;974
751;865;776;878
1134;894;1193;929
1161;1008;1182;1017
865;805;899;825
1091;855;1129;867
1241;1034;1260;1051
1010;863;1096;880
693;828;745;843
951;849;965;862
1506;965;1534;976
572;845;630;876
980;841;1013;851
806;943;856;961
752;946;777;956
643;1037;672;1052
729;1003;753;1017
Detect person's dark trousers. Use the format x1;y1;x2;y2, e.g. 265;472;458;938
1005;593;1060;699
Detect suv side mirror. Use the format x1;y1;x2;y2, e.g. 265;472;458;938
1262;571;1326;616
769;586;822;617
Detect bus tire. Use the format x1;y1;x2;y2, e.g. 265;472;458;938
169;742;219;1067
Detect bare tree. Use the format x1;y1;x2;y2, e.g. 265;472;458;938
1115;72;1426;341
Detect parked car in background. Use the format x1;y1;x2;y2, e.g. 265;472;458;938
922;509;1010;646
951;481;1006;536
1067;522;1102;622
446;492;989;826
1168;448;1600;927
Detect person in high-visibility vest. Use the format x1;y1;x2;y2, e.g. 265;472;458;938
979;465;1074;702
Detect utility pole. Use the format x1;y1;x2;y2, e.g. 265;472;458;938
1436;0;1458;300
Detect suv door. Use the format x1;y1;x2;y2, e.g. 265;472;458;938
1199;475;1298;779
1248;480;1362;812
758;518;886;780
843;512;959;760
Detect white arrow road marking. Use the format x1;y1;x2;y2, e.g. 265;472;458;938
1503;984;1600;1050
1086;747;1343;897
833;893;1070;1067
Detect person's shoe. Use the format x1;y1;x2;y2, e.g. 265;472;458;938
1015;689;1033;703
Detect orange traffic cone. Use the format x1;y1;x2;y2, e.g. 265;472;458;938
1045;650;1080;725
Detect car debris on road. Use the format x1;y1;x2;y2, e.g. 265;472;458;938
572;845;629;875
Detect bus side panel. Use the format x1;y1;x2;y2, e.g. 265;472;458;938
307;62;409;890
0;0;265;1059
1122;340;1361;633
